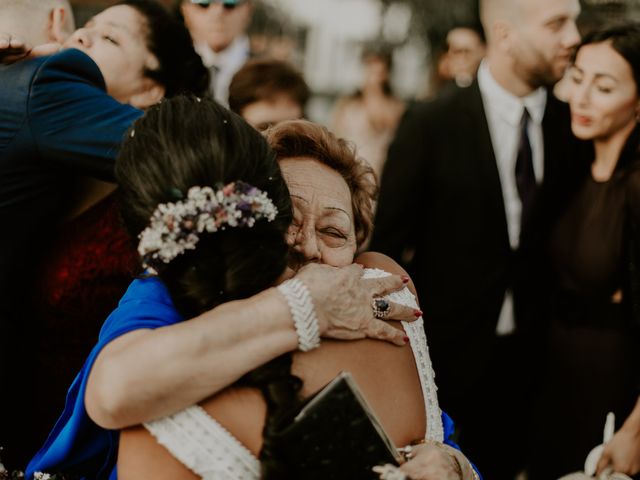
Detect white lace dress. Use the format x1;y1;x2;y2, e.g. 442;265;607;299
144;268;443;479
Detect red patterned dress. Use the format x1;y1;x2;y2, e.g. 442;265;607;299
32;192;139;446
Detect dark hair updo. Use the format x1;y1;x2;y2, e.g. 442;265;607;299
118;0;210;97
116;96;303;478
116;96;291;316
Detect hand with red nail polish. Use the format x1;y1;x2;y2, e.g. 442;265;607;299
297;262;420;347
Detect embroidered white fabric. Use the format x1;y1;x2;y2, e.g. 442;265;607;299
144;404;260;480
364;269;444;443
144;268;443;479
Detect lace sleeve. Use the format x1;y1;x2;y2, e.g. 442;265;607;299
144;405;261;480
363;268;444;442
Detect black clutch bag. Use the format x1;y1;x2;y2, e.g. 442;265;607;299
277;371;402;479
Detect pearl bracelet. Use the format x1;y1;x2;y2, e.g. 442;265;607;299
277;278;321;352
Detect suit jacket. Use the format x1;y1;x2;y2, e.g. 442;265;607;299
0;48;141;465
370;82;590;398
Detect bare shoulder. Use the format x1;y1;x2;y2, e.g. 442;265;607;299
356;252;407;275
118;425;200;480
356;252;417;298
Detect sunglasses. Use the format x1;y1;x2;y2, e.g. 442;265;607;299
190;0;245;9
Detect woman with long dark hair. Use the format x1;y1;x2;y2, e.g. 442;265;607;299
529;23;640;478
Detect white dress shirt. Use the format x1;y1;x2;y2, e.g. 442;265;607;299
477;61;547;335
196;35;250;107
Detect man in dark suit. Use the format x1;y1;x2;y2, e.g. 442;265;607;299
370;0;589;477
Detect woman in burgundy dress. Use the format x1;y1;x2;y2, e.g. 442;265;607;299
529;23;640;479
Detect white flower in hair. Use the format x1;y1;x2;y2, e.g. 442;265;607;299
138;181;278;273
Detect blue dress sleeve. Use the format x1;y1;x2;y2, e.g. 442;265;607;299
27;48;142;182
441;410;483;479
26;277;183;480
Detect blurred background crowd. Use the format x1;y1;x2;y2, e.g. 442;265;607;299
69;0;640;173
70;0;640;110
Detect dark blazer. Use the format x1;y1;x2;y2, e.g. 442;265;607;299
370;82;589;399
0;48;141;465
0;48;141;289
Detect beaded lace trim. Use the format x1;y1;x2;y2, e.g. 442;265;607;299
144;268;443;478
144;405;260;479
364;268;444;442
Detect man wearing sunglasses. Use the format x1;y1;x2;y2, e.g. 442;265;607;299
180;0;252;106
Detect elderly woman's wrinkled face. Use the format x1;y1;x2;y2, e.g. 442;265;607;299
280;157;357;269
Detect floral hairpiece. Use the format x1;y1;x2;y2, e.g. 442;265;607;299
138;181;278;273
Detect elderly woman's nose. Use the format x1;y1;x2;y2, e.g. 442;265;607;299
295;226;321;262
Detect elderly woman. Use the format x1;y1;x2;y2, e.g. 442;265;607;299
114;118;478;480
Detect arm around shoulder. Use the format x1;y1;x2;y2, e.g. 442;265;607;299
86;259;422;428
85;286;298;429
28;49;142;181
356;251;418;298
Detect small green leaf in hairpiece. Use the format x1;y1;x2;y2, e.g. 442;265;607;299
168;187;184;200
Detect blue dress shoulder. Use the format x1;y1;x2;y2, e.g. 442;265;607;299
26;278;182;480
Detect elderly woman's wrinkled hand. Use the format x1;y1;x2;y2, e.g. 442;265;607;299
296;263;420;346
